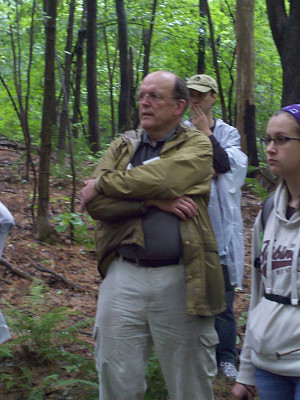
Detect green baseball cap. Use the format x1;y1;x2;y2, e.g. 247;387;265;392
187;74;218;93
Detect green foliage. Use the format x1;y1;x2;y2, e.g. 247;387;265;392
52;211;95;248
50;135;102;182
0;0;284;148
245;176;270;201
0;281;174;399
144;352;168;400
245;165;273;201
0;280;98;399
237;310;248;328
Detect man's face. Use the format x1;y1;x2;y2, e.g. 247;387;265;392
189;89;216;115
138;72;181;136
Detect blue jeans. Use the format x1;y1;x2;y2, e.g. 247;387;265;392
255;367;300;400
215;265;237;364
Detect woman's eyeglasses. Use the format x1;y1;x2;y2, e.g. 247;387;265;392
263;135;300;146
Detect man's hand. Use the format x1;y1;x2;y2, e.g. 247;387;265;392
145;196;197;220
190;104;211;136
231;382;255;400
80;178;98;212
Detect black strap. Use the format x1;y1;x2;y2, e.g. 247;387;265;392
264;292;300;305
255;194;275;270
261;193;274;229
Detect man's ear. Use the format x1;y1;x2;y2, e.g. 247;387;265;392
211;92;217;105
174;99;187;115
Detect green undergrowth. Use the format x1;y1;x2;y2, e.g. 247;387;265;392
0;279;98;399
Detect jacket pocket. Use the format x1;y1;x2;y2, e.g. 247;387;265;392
197;329;219;348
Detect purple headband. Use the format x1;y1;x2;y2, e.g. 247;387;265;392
281;104;300;125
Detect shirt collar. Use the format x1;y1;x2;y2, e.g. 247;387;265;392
142;128;177;145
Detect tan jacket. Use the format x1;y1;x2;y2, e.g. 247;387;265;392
86;122;225;316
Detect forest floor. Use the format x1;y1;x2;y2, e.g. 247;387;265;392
0;139;261;399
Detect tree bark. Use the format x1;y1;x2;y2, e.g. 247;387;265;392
116;0;131;132
103;0;118;139
197;0;207;74
206;1;227;123
36;0;57;240
142;0;157;78
86;0;100;152
235;0;258;166
57;0;76;156
72;0;87;139
266;0;300;106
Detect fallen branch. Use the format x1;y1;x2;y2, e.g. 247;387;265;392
25;256;94;293
0;257;34;280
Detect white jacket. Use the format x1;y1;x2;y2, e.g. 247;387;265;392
208;119;247;287
237;181;300;385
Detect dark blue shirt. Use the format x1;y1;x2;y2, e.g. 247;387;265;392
118;130;182;260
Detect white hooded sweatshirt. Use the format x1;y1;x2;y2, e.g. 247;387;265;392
237;181;300;385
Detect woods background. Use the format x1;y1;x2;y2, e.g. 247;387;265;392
1;1;298;398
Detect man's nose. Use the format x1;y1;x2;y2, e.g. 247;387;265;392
140;94;151;105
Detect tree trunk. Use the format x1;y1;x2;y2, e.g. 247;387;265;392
235;0;258;166
142;0;157;78
266;0;300;106
86;0;100;152
116;0;130;132
103;0;118;139
72;0;87;138
36;0;57;240
197;0;206;74
206;1;227;123
57;0;75;157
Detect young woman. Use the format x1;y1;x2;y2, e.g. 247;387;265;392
232;104;300;400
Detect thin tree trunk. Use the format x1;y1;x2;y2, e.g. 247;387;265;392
142;0;157;78
103;0;118;139
57;0;76;157
116;0;130;132
236;0;258;166
206;0;227;123
86;0;100;152
197;0;206;74
72;0;87;138
56;53;77;240
36;0;57;240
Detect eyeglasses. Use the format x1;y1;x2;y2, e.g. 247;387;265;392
138;92;178;103
263;135;300;146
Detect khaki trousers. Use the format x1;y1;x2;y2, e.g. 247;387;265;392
94;258;218;400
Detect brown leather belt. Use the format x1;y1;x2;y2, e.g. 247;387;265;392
120;255;179;267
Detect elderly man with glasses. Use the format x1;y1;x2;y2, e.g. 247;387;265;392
80;70;225;400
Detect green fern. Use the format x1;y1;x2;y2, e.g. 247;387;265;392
0;280;98;399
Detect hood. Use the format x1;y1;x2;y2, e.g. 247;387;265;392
274;180;300;227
